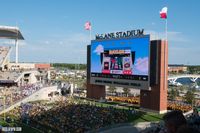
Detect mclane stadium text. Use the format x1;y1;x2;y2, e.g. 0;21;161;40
95;29;144;40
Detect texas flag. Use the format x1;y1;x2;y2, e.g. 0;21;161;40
84;21;91;30
160;7;168;19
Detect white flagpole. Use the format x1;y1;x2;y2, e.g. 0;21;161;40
90;28;92;41
165;18;168;41
164;18;167;90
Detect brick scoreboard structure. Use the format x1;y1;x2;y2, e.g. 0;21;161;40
140;40;168;113
86;45;105;99
86;40;168;113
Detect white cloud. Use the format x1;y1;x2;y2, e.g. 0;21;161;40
59;41;63;45
168;45;200;65
64;33;90;45
145;30;200;65
145;30;189;43
40;33;90;46
12;33;91;63
93;44;104;55
134;57;148;74
44;41;50;44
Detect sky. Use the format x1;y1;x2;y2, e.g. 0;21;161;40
0;0;199;65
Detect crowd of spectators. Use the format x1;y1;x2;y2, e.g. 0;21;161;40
0;84;42;111
167;101;193;112
12;100;130;133
107;96;140;104
107;96;193;112
3;98;200;133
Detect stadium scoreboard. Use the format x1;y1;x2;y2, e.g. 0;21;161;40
90;31;150;90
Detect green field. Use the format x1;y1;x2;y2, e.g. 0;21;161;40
77;98;164;123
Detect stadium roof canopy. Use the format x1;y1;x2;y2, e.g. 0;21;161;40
0;26;24;40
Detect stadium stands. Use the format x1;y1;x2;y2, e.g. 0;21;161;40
0;84;42;112
0;71;21;81
0;46;11;71
9;101;129;133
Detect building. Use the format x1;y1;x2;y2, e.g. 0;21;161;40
168;64;187;73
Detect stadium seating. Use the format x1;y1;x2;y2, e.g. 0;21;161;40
7;101;129;133
0;84;42;112
0;46;11;70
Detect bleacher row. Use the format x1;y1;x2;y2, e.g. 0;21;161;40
0;84;42;112
0;71;21;81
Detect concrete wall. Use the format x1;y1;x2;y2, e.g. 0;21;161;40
29;73;37;84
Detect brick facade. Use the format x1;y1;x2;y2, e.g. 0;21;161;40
140;40;168;113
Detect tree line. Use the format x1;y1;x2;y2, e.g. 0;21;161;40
187;65;200;74
51;63;86;70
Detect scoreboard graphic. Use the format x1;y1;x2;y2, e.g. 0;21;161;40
101;49;134;75
90;35;150;89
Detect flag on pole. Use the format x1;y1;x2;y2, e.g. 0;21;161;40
160;7;168;19
84;21;91;30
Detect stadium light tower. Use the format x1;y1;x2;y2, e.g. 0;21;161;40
0;26;24;63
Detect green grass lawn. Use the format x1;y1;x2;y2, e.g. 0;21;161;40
79;98;164;123
128;112;164;123
85;98;164;123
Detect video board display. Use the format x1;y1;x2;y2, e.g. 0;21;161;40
90;35;150;89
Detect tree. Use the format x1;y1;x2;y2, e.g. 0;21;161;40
178;85;188;93
79;80;87;90
197;81;200;86
187;66;200;74
52;63;86;70
184;90;195;104
108;86;116;96
168;88;179;100
123;88;130;97
190;82;198;90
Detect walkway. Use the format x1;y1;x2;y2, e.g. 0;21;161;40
88;122;154;133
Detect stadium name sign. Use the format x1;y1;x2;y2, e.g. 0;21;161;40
95;29;144;40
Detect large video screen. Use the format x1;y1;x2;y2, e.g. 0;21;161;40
90;35;150;89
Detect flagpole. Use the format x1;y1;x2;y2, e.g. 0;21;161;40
165;18;168;41
164;18;167;90
90;28;92;41
160;6;168;91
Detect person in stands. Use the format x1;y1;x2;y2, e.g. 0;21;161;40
163;110;187;133
176;125;200;133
